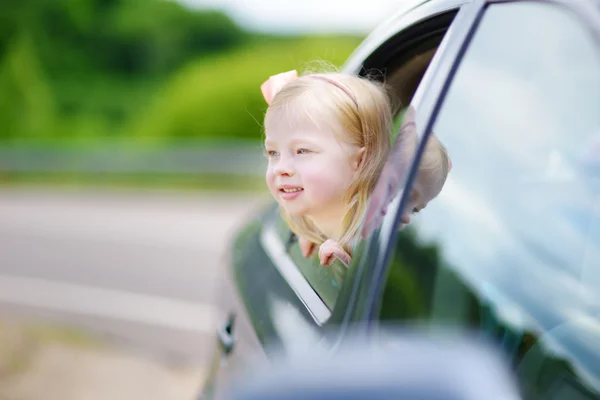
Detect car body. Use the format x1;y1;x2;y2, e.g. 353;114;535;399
201;0;600;398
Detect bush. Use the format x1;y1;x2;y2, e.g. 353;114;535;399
0;34;55;141
128;36;363;143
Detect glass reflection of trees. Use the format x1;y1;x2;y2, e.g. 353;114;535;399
380;227;595;399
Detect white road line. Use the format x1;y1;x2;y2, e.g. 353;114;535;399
0;275;216;333
0;196;265;249
0;209;238;249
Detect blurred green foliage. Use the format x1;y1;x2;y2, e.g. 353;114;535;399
128;36;362;144
0;0;364;146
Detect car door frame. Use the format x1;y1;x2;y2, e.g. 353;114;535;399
361;0;600;325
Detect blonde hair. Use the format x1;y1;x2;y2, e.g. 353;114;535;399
264;70;393;253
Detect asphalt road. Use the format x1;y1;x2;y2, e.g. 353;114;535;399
0;187;269;364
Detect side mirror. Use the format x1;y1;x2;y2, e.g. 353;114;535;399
226;329;522;400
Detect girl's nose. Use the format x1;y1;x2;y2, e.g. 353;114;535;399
273;157;294;176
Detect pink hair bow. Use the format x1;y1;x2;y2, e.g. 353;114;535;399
261;70;298;104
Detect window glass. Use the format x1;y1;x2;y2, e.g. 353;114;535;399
378;2;600;399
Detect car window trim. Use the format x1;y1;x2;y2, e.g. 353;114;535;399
260;217;332;325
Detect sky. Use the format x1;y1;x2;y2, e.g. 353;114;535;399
177;0;404;34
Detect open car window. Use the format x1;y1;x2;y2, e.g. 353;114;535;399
267;8;462;324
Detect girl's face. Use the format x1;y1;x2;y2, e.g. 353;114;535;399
264;117;363;224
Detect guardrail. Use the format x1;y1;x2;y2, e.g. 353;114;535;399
0;144;267;177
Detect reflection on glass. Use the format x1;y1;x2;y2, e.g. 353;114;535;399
363;106;418;238
363;106;450;238
378;2;600;399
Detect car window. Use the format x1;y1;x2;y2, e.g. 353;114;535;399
378;1;600;399
268;9;460;322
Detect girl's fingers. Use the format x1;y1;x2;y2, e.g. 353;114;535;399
319;248;330;265
319;240;351;266
337;250;352;265
299;238;316;258
318;244;332;265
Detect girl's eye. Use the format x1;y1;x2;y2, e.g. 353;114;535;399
265;150;279;157
297;148;312;155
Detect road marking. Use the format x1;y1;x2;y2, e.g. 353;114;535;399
0;275;216;333
0;209;237;249
0;195;265;249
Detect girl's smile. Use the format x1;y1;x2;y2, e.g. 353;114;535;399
279;185;305;200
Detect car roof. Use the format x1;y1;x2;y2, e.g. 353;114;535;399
343;0;468;73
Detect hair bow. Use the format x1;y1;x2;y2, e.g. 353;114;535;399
261;70;298;105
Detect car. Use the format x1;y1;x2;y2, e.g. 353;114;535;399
227;329;523;400
200;0;600;398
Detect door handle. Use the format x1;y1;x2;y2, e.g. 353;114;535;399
218;313;236;355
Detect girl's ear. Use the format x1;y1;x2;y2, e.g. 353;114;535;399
353;147;366;171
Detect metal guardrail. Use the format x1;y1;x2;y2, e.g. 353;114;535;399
0;145;267;177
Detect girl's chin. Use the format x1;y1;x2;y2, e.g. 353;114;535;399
280;204;309;216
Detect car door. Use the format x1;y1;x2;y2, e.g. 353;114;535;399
365;0;600;399
199;1;480;399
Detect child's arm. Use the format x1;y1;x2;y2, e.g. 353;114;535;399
319;239;352;266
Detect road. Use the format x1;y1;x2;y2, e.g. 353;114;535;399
0;187;269;364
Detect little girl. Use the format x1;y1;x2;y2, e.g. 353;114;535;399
261;68;393;263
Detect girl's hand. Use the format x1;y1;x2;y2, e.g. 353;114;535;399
299;237;317;258
319;239;352;266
